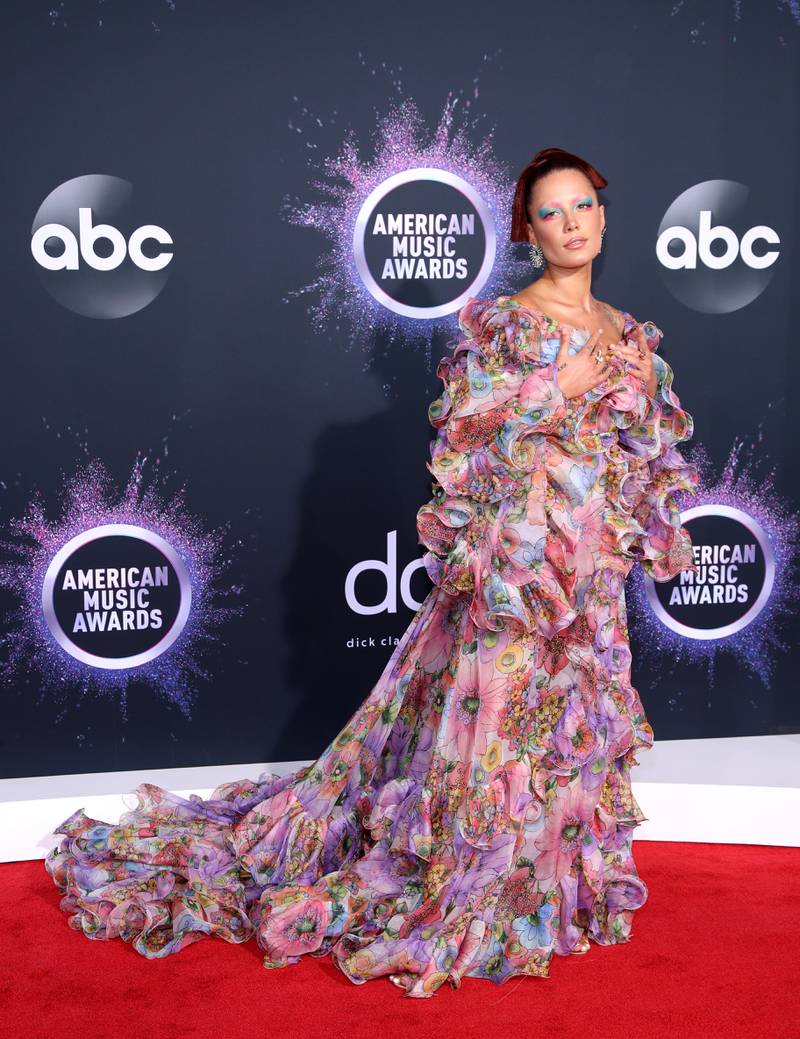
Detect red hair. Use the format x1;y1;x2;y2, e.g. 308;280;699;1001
510;147;608;242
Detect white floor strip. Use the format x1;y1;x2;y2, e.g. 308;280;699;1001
2;734;798;861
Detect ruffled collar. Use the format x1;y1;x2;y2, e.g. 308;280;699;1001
493;294;637;342
455;294;662;420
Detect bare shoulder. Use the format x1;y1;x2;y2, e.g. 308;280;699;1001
595;298;627;332
504;289;542;310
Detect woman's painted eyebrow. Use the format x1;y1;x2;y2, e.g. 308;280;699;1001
539;195;594;210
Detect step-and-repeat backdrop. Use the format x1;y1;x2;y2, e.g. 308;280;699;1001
1;0;797;788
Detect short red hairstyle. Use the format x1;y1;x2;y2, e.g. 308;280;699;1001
510;147;608;242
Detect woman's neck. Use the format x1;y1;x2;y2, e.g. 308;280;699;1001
532;265;595;315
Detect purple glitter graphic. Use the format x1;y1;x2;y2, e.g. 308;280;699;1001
47;0;177;31
282;80;527;364
0;452;243;720
669;0;799;45
628;435;800;694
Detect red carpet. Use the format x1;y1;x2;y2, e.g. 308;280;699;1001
1;842;797;1039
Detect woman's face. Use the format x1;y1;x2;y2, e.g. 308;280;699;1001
526;168;605;268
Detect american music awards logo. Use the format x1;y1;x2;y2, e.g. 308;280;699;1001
352;168;496;320
282;96;528;355
42;524;192;670
0;457;242;717
628;442;798;686
646;505;775;640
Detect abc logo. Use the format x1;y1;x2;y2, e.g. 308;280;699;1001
30;174;173;318
656;179;780;314
32;207;172;273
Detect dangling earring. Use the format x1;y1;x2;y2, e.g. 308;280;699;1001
599;227;606;252
529;242;544;269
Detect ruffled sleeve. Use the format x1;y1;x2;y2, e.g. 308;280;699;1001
623;320;700;582
415;297;578;637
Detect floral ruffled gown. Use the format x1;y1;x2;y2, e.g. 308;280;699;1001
45;294;699;998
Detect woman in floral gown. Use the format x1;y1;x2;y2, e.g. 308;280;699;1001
45;148;699;998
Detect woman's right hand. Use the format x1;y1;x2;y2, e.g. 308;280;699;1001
553;327;617;399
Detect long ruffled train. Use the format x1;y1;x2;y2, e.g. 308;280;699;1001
46;573;653;999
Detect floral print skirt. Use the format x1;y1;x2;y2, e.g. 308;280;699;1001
46;565;653;999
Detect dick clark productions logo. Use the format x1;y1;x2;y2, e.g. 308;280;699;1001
42;524;191;669
30;174;174;319
352;168;496;319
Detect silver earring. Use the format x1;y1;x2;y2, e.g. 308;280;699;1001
529;242;544;269
599;228;606;252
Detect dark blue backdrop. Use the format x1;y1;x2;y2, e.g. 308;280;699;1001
1;0;797;779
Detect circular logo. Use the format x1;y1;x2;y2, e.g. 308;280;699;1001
353;168;496;319
42;524;192;669
646;506;774;640
656;179;780;314
31;174;174;319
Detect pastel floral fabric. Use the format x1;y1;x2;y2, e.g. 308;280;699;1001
46;295;699;998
